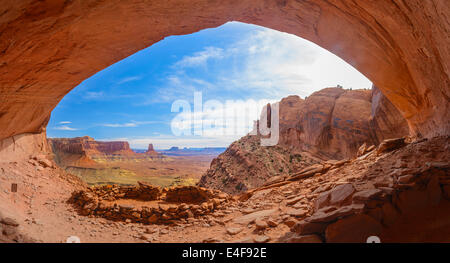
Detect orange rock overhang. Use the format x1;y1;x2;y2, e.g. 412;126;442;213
0;0;448;140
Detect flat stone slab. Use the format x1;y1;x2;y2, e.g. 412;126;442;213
233;209;276;225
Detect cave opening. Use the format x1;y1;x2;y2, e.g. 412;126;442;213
0;1;448;243
46;21;373;189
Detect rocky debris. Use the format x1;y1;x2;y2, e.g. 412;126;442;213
286;196;304;206
377;138;407;155
165;186;221;203
198;135;320;194
69;184;229;224
80;182;162;202
28;155;55;169
357;143;375;157
281;136;450;242
288;164;328;182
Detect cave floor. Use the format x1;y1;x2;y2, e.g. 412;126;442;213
0;136;449;243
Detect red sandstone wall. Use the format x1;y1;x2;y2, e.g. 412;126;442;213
0;0;448;142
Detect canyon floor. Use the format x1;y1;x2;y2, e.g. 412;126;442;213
1;135;448;243
65;155;214;188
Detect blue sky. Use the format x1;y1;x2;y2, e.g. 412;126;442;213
48;22;371;149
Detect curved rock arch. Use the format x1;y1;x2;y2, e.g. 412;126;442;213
0;0;448;141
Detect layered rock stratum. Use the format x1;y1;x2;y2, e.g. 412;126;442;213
199;87;409;194
49;136;161;168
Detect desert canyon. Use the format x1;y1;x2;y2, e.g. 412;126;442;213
0;0;449;243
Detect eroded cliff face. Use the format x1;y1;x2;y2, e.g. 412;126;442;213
278;86;409;159
49;137;159;167
199;87;409;194
0;0;448;143
0;132;50;162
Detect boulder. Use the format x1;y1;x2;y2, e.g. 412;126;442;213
325;214;382;243
315;183;355;210
329;184;355;205
292;220;327;235
377;138;406;155
352;189;383;203
307;204;365;224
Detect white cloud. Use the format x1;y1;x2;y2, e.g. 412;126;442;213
59;121;72;124
84;91;104;99
53;125;78;131
100;120;160;128
102;123;138;128
117;76;142;85
168;23;372;100
174;47;225;68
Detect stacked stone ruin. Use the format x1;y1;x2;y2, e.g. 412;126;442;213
69;182;230;224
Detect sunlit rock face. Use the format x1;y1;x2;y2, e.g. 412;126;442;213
49;137;136;157
277;86;409;160
199;87;409;194
0;0;448;142
48;137;162;168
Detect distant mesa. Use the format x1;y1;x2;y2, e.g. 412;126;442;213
49;137;163;168
159;147;226;156
49;136;136;157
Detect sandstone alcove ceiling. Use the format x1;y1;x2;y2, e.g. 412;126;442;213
0;0;448;142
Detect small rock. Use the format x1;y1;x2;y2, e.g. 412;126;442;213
253;235;270;243
255;219;268;230
287;208;308;218
352;189;383;202
140;234;153;241
267;219;278;227
227;227;243;235
283;218;297;227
